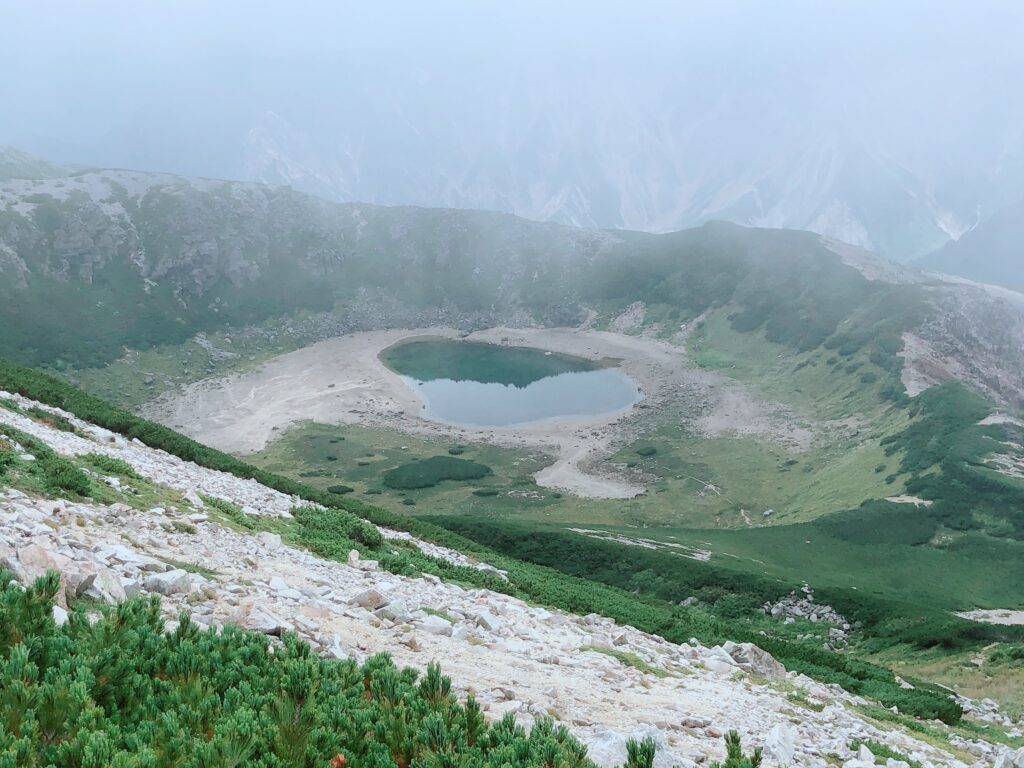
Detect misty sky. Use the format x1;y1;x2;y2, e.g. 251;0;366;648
6;1;1021;160
3;1;1023;258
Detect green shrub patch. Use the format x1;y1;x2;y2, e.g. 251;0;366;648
383;456;492;490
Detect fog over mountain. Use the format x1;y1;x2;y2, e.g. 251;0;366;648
3;1;1022;261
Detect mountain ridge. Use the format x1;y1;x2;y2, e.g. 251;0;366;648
2;161;1023;412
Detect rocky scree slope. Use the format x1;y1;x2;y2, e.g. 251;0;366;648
1;391;1016;768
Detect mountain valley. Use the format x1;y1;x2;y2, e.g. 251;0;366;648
2;153;1024;766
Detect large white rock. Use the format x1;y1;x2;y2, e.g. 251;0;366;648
764;724;796;766
257;531;282;550
64;564;98;598
0;541;26;583
723;641;786;679
18;543;68;607
144;569;191;596
417;614;454;636
704;658;737;676
476;610;504;633
351;588;387;610
378;599;411;623
183;490;205;509
86;569;127;603
244;606;293;636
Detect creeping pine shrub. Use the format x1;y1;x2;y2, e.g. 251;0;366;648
711;732;763;768
383;456;491;490
38;455;92;496
625;737;657;768
0;424;91;496
990;644;1024;665
0;571;636;768
850;740;921;768
200;493;256;530
81;452;139;479
291;505;384;553
25;405;76;432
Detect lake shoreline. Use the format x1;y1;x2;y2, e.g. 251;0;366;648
142;324;809;499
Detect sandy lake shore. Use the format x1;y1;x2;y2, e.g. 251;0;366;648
143;325;809;499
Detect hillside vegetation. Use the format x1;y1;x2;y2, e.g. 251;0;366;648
0;171;928;374
4;165;1024;727
1;573;612;768
0;358;979;725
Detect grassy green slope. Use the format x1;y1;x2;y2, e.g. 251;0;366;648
0;356;980;724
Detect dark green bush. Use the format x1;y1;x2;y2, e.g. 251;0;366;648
38;455;93;495
711;732;762;768
328;484;354;495
635;447;657;457
292;505;384;553
200;493;256;530
0;424;92;496
383;456;492;490
25;405;76;432
82;452;140;479
0;573;604;768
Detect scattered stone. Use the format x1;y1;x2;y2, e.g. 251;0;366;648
87;569;127;603
257;532;283;550
144;569;191;596
722;641;786;679
352;589;387;610
476;611;503;633
417;614;453;636
377;599;411;623
269;576;290;592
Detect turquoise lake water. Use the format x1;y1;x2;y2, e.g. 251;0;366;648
381;339;641;427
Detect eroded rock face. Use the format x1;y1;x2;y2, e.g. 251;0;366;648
0;391;1011;768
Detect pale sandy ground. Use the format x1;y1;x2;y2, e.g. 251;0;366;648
144;325;814;499
957;609;1024;626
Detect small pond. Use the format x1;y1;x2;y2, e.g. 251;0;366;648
380;339;641;427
